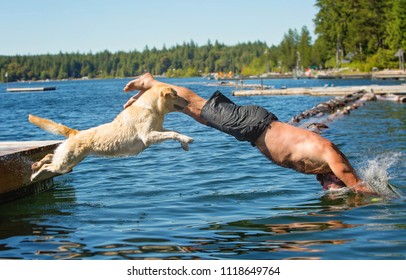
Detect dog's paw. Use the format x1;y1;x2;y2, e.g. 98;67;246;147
30;171;40;182
31;161;40;171
181;142;190;151
184;136;194;143
179;135;194;151
30;168;64;182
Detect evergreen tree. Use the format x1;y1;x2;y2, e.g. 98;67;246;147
386;0;406;50
298;26;313;68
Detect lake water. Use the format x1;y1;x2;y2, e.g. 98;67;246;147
0;77;405;260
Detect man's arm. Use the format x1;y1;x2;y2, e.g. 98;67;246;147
123;90;146;109
325;145;376;194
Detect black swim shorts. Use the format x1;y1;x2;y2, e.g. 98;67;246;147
200;91;278;146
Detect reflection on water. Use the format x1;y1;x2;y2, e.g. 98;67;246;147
1;169;405;260
0;180;77;259
0;78;405;260
198;216;357;260
0;178;384;260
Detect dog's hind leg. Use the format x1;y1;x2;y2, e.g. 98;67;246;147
32;153;54;171
30;151;76;181
30;140;88;181
30;162;72;182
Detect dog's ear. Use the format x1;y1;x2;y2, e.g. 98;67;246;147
160;87;177;98
159;86;170;97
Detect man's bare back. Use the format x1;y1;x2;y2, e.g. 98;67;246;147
254;122;362;190
123;73;375;195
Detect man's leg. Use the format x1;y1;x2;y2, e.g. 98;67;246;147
123;73;162;109
123;73;208;124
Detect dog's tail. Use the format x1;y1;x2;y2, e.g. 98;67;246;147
28;114;78;138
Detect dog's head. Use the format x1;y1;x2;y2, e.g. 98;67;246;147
156;86;189;113
136;85;189;114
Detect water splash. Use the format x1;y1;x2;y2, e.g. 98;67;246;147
358;152;403;198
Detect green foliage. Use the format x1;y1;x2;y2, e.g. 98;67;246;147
243;57;267;76
314;0;405;69
0;30;319;82
386;0;406;50
1;41;274;82
365;48;399;70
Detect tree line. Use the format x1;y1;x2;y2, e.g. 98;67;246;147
0;37;312;82
1;0;406;82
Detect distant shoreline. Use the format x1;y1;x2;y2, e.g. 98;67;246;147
2;70;406;85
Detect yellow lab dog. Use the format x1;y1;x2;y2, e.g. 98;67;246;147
29;85;193;181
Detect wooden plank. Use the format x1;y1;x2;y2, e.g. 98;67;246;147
372;72;406;80
0;140;61;203
232;85;406;96
0;140;60;157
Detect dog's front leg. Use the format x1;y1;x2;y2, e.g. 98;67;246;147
145;131;194;151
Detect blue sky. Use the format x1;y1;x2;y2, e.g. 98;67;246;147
0;0;317;55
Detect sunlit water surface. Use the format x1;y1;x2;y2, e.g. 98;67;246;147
0;78;405;260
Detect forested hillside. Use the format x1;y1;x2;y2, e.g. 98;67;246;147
314;0;406;70
1;0;406;82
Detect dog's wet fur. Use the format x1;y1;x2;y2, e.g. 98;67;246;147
29;85;193;181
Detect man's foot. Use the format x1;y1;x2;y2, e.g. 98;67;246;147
123;73;155;92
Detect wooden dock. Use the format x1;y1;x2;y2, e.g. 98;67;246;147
0;140;61;204
372;71;406;80
6;86;56;92
232;84;406;96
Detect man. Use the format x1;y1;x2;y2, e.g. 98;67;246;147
123;73;374;194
